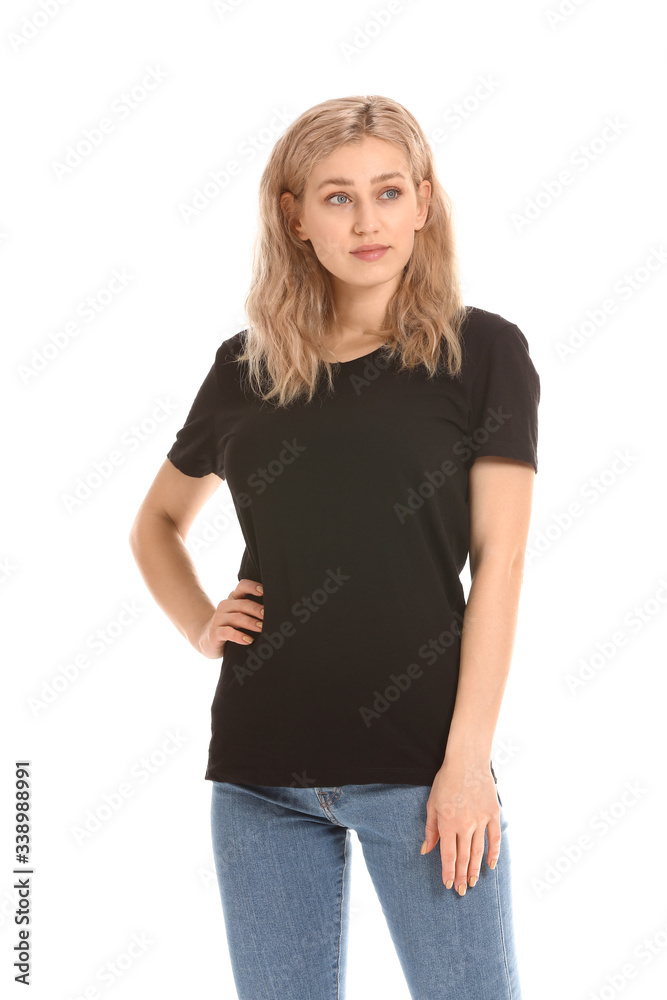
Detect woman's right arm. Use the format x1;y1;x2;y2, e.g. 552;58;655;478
128;459;264;658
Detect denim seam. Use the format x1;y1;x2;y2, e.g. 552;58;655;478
493;854;514;998
334;830;348;1000
315;787;345;825
325;787;343;807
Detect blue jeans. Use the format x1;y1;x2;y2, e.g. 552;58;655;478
210;780;522;1000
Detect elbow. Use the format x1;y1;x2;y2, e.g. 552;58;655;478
129;508;179;554
470;547;526;583
128;522;139;554
128;512;145;553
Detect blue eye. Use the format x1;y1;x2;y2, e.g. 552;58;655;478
325;187;403;205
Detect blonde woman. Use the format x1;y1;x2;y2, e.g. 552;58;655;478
130;95;539;999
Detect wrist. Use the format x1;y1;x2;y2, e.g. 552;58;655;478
442;742;493;770
184;607;215;653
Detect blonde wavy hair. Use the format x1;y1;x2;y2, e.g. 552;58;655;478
237;94;468;407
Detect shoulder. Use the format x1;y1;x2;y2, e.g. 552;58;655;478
459;306;532;375
212;329;249;370
460;306;527;353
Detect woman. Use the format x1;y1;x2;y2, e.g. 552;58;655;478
129;94;539;999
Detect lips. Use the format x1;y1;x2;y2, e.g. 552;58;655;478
351;245;390;261
351;244;388;252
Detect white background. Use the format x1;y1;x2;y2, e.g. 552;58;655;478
2;0;666;997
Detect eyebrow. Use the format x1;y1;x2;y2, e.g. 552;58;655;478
316;171;406;190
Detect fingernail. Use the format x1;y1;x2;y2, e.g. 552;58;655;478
445;879;453;889
469;876;477;887
489;859;496;870
420;839;427;854
458;883;466;896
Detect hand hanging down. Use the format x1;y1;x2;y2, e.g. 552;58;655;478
420;758;500;895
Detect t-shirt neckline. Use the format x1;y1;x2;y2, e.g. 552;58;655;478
333;344;387;366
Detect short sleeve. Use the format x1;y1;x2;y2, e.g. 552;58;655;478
468;322;540;472
166;357;224;479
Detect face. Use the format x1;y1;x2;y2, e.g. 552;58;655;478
281;136;430;297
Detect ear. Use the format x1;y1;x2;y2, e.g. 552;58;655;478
414;179;431;231
280;191;307;241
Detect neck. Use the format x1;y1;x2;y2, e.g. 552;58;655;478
320;329;388;363
327;271;400;341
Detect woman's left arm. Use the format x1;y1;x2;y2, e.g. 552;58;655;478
420;455;535;894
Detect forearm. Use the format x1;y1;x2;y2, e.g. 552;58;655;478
129;512;216;653
443;556;525;768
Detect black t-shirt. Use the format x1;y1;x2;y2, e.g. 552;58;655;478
166;306;540;787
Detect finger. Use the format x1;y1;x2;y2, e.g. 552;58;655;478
244;613;263;631
229;579;263;599
217;602;263;629
420;809;440;855
232;613;262;637
487;812;502;871
216;623;258;646
466;827;486;888
222;597;264;622
438;829;457;889
232;609;263;630
455;830;472;895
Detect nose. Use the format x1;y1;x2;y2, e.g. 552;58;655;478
352;196;381;235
